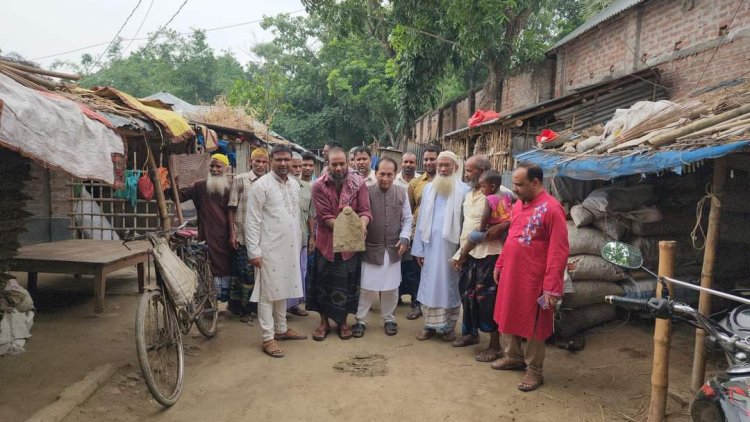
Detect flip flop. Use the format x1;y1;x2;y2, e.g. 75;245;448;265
491;357;526;371
312;326;331;341
337;325;353;340
416;329;435;341
262;340;285;358
475;351;503;363
406;308;422;320
452;335;480;347
275;329;308;341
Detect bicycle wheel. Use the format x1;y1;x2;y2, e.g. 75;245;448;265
135;289;185;407
194;253;218;338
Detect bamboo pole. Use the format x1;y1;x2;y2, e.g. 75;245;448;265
690;159;727;392
167;158;185;225
649;104;750;147
648;240;677;422
0;59;81;80
143;141;171;230
0;63;58;90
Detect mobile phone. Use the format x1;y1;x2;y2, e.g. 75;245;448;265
537;295;547;309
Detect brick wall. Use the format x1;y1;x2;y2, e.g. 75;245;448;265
21;162;72;244
24;162;71;218
501;59;556;113
455;97;471;131
556;0;750;98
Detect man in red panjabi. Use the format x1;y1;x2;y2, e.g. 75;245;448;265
491;163;569;392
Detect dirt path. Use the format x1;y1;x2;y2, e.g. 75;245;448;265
2;269;711;421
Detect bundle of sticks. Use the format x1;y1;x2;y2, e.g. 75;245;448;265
0;59;80;91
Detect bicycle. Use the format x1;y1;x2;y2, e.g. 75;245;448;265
125;225;218;407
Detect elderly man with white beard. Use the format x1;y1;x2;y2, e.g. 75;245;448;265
411;151;469;342
177;153;234;301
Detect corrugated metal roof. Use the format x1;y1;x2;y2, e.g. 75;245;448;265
549;0;646;51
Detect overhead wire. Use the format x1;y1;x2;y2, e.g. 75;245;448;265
30;8;306;61
86;0;144;73
140;0;190;52
123;0;155;54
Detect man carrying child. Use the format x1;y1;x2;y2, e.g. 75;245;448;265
451;155;514;362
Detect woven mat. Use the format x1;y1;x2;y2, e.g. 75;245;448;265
170;153;210;188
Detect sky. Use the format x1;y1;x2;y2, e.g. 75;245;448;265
0;0;306;69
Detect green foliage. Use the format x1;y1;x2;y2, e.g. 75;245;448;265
225;13;398;148
70;30;245;104
59;2;587;147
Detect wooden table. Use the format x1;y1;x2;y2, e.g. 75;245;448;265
10;240;151;313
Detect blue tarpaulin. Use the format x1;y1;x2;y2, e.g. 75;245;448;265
514;141;749;180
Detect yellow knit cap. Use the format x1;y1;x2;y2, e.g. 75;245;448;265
251;148;269;158
211;153;229;167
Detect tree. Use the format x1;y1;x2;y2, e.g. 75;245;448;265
304;0;586;132
65;30;245;103
227;13;399;148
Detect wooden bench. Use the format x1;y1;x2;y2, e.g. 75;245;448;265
10;240;151;313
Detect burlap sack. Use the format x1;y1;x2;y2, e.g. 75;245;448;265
333;206;365;253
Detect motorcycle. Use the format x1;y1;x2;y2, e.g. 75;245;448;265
600;241;750;422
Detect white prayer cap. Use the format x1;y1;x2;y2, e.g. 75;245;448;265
437;150;461;163
292;152;302;160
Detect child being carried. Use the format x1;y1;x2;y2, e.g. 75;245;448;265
456;170;514;267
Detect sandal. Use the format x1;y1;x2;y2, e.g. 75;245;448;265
384;322;398;336
416;329;435;341
337;324;353;340
275;329;308;341
352;323;366;338
491;356;526;371
441;331;457;342
518;368;544;392
475;350;503;363
452;335;480;348
262;340;285;358
312;326;331;341
406;307;422;320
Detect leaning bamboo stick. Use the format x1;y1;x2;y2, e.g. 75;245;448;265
0;59;81;80
650;103;750;147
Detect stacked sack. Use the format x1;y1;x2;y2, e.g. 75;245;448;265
558;223;625;338
558;184;662;338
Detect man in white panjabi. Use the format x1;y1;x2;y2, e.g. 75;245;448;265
411;151;469;342
246;145;307;358
352;157;412;338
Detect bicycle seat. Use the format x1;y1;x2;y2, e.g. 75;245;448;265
176;228;198;238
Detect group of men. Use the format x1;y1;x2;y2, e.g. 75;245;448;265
179;140;568;392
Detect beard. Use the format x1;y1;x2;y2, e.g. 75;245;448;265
432;174;454;197
330;171;346;189
402;167;415;178
206;172;230;196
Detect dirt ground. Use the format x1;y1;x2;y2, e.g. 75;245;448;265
0;267;722;421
